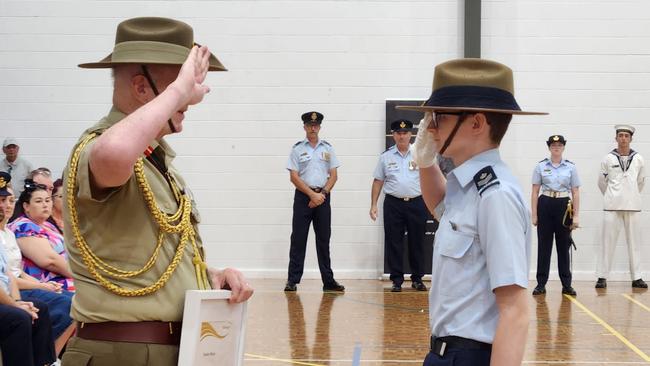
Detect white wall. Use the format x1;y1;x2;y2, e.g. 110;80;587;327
1;0;650;281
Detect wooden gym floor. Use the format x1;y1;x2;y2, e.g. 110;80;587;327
243;279;650;365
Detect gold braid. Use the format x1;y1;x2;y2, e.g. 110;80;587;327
66;133;210;296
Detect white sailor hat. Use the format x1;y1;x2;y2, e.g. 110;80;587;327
615;124;635;135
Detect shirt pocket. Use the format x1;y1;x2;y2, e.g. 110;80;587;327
437;231;477;297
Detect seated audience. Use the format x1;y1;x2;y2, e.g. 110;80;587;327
49;179;64;234
9;180;74;292
1;173;57;366
0;173;74;357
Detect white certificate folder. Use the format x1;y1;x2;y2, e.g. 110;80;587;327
178;290;248;366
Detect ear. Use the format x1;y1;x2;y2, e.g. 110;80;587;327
130;74;153;105
471;113;489;136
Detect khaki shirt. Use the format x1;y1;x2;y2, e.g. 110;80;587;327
63;107;207;323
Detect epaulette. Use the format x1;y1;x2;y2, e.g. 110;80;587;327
321;140;332;146
382;145;396;154
293;140;303;147
473;166;500;196
565;159;574;165
539;158;549;163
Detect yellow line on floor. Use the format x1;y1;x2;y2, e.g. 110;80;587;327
245;353;327;366
565;294;650;362
622;294;650;313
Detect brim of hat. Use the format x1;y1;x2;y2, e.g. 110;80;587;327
78;46;226;71
396;105;547;115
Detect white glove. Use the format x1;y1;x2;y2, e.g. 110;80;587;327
413;112;437;169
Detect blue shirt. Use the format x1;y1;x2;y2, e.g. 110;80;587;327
0;241;9;294
531;158;580;192
429;149;531;343
287;139;340;188
373;144;422;198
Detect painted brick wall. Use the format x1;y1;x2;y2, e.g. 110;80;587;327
1;0;649;280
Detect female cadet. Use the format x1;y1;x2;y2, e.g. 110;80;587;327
531;135;580;296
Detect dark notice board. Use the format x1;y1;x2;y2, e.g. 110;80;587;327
383;100;437;277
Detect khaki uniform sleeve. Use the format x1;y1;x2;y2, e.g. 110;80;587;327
74;138;121;203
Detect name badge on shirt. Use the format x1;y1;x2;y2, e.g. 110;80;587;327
409;161;417;171
387;162;399;171
322;152;331;162
299;152;311;163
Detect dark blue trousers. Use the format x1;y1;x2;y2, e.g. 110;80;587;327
383;195;427;285
423;348;491;366
536;195;572;288
0;299;56;366
21;289;73;339
288;190;335;285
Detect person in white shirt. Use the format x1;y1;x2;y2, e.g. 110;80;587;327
596;124;647;289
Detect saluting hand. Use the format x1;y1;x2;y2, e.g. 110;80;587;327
170;45;211;110
412;113;437;169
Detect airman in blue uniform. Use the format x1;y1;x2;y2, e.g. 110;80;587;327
397;58;546;366
285;111;344;292
531;135;580;296
370;119;428;292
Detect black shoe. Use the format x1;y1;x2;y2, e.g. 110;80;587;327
411;281;427;291
323;281;345;292
391;283;402;292
632;279;648;288
562;286;577;296
532;285;546;295
284;281;297;292
595;278;607;289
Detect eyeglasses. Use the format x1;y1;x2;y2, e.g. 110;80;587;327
429;112;471;130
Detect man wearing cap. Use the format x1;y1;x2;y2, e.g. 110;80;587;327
370;119;428;292
398;59;544;366
531;135;580;297
596;124;647;289
1;138;34;196
285;111;344;292
61;17;253;365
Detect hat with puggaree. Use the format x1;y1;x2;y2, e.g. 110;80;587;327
0;171;11;196
301;111;324;124
391;119;414;132
396;58;546;115
78;17;226;71
615;124;635;135
546;135;566;146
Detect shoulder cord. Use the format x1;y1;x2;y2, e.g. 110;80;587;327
66;133;210;296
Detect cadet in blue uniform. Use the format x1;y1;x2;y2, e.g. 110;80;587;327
370;119;428;292
531;135;580;296
397;58;546;366
285;111;345;292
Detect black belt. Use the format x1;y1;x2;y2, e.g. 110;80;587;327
310;187;323;193
386;194;421;202
430;336;491;357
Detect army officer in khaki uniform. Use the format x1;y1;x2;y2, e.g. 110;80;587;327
61;17;253;365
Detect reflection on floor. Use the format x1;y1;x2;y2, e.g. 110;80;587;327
243;279;650;365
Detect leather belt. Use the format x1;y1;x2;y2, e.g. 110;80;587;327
310;187;323;193
430;336;492;357
542;190;570;198
77;321;182;345
387;194;421;202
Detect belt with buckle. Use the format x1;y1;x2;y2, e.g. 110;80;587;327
387;194;421;202
77;321;182;345
541;190;570;198
310;187;323;193
430;336;492;357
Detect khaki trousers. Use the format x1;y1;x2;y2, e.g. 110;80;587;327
61;337;178;366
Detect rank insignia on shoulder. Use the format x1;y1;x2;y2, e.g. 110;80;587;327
539;158;549;163
473;166;500;196
293;140;303;147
